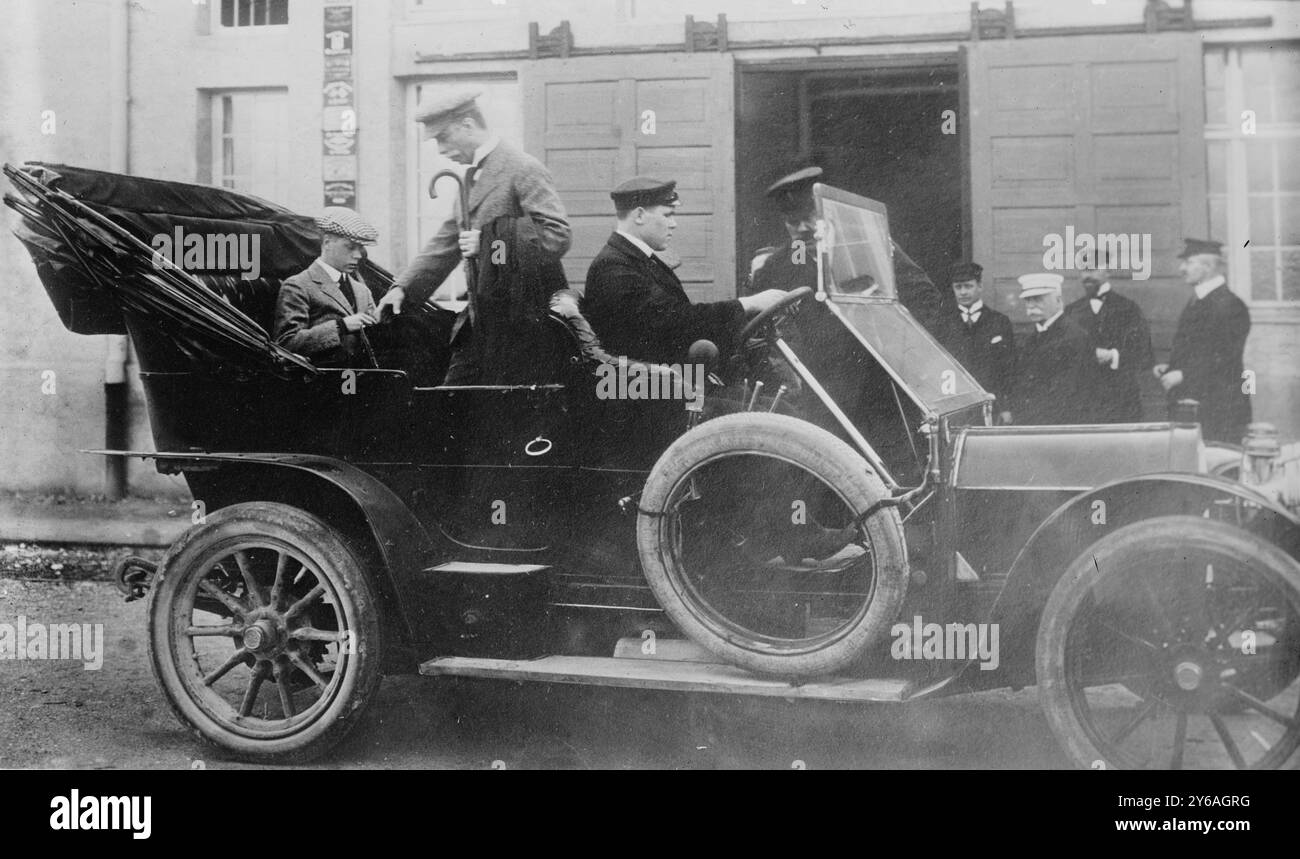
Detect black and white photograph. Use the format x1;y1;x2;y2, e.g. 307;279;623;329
2;0;1299;796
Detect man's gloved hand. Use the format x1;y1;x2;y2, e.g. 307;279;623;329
341;311;377;333
377;287;405;317
459;229;482;258
739;289;787;314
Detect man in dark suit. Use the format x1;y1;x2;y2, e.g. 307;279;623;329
1155;238;1252;443
1065;256;1154;423
747;165;953;343
948;261;1014;409
1005;273;1091;425
376;91;570;382
583;177;785;365
273;207;380;367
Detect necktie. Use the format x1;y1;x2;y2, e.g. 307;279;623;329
340;274;357;313
961;309;980;327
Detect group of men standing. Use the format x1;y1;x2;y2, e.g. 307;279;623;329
271;90;1252;444
946;259;1154;428
943;240;1250;442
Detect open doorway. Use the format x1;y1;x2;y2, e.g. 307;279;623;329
736;59;963;296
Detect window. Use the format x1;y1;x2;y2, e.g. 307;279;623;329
1204;44;1300;303
220;0;288;28
212;90;290;205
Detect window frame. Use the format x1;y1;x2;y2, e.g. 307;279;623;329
213;0;290;34
1203;42;1300;309
208;88;291;206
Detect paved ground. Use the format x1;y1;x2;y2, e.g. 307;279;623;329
0;546;1072;769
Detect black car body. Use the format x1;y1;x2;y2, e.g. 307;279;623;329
7;163;1299;769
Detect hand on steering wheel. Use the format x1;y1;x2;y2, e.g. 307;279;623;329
736;286;813;348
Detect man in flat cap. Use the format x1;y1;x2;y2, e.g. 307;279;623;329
948;262;1014;407
377;91;570;379
274;207;380;367
1154;239;1252;442
1004;273;1091;425
583;177;786;365
1064;249;1153;423
746;164;952;342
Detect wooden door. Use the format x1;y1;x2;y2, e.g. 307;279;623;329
965;34;1207;351
522;53;737;302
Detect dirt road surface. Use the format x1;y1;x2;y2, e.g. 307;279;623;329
0;553;1069;770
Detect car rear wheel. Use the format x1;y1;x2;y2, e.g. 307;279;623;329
147;502;382;763
1037;515;1300;769
637;412;908;678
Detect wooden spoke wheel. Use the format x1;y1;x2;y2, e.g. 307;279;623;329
147;502;382;763
1037;515;1300;770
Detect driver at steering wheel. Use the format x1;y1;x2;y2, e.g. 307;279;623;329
582;177;786;366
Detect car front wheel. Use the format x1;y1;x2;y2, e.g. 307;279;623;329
1037;515;1300;769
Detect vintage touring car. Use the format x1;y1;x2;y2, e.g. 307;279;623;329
6;162;1300;769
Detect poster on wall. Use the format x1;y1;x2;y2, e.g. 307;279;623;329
323;3;356;208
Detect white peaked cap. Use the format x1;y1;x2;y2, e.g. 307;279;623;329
1018;272;1064;298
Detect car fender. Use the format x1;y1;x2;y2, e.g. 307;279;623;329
93;450;437;646
953;472;1300;691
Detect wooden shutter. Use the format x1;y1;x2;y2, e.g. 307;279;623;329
965;34;1207;349
523;53;736;302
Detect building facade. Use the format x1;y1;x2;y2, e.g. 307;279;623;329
0;0;1296;494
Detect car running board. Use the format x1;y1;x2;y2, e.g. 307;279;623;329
419;654;914;702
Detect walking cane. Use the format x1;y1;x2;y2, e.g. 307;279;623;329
429;169;478;324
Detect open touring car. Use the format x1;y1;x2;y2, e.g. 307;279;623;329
6;162;1300;769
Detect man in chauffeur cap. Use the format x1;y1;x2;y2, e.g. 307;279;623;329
1154;238;1252;442
746;164;953;344
582;177;786;365
274;207;380;367
949;261;1014;406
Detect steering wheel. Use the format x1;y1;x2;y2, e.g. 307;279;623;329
736;286;813;346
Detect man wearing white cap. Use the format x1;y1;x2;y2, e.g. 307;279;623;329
273;207;380;367
1004;272;1090;425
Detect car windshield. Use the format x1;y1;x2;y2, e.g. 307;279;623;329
813;184;990;416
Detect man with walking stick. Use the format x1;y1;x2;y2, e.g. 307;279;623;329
376;91;571;383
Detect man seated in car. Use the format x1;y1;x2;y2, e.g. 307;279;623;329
582;177;786;366
273;207;380;367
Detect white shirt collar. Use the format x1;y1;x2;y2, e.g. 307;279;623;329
616;229;657;258
1195;274;1226;300
472;135;502;168
960;300;984;317
1094;281;1111;298
1036;309;1064;333
316;258;344;283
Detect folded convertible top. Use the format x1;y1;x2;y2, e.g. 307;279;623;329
4;163;392;377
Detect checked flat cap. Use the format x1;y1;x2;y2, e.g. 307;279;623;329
611;177;680;211
315;207;379;245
